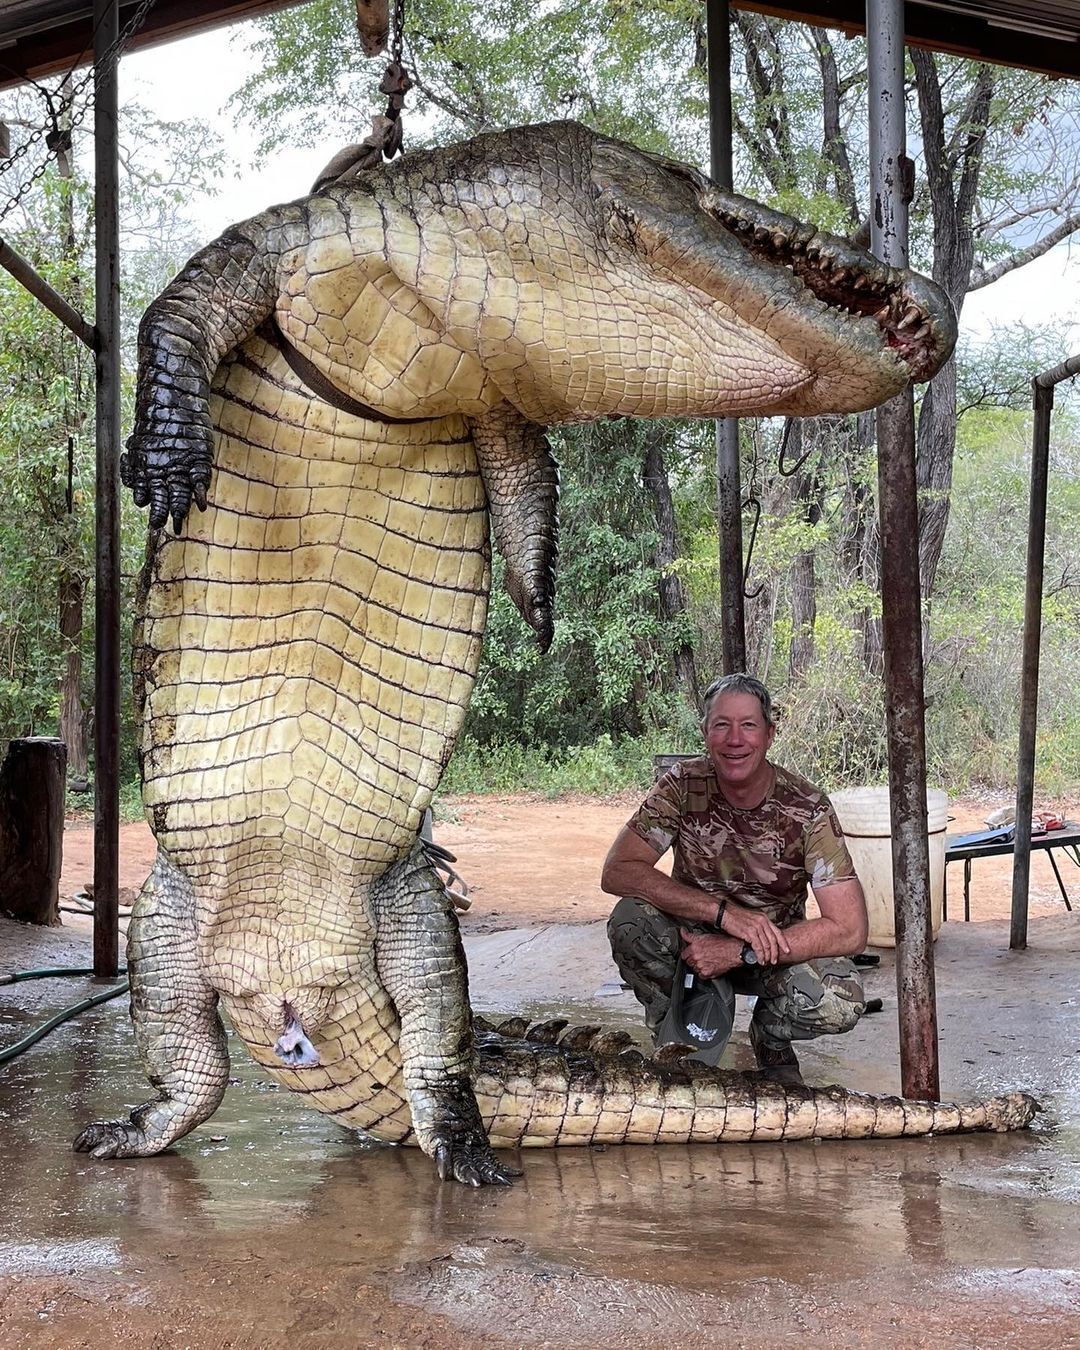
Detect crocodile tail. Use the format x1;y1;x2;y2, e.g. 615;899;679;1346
775;1085;1040;1140
471;1021;1040;1147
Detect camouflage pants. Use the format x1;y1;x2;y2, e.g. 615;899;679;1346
607;896;865;1048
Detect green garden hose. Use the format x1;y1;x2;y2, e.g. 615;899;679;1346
0;968;129;1066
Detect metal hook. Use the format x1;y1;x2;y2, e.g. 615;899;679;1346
742;495;764;600
777;418;815;478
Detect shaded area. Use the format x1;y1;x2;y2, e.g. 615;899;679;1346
0;912;1077;1347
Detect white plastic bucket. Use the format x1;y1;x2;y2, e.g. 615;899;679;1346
829;786;948;948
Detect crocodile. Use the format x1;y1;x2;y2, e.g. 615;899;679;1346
74;121;1036;1186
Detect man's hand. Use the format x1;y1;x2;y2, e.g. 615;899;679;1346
719;900;791;965
679;929;744;979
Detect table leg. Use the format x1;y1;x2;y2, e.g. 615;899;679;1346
1046;848;1073;912
964;858;972;922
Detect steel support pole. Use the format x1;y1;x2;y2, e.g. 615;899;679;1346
1011;353;1080;948
868;0;939;1100
93;0;121;978
706;0;746;674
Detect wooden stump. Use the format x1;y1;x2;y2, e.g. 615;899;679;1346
0;737;67;926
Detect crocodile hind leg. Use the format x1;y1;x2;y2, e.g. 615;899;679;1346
74;852;229;1158
373;842;520;1186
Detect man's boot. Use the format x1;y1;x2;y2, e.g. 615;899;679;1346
749;1019;804;1088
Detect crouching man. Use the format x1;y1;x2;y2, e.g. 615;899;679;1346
601;674;868;1085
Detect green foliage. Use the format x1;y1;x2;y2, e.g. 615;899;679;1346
925;395;1080;793
237;0;704;160
466;418;701;747
770;638;889;790
439;730;669;798
0;86;224;778
0;262;91;742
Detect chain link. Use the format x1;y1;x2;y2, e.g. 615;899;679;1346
0;0;160;227
391;0;406;64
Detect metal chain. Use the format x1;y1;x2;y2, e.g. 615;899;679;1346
391;0;406;64
0;0;160;227
343;0;413;173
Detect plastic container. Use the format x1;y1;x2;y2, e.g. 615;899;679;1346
653;753;701;781
829;786;948;948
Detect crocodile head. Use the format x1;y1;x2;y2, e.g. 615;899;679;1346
386;123;956;425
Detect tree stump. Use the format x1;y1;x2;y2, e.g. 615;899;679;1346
0;737;67;926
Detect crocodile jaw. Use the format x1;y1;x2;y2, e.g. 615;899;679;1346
401;126;956;425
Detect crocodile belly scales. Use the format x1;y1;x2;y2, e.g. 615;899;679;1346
136;331;488;1141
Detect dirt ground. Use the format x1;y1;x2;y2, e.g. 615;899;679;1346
59;788;1080;933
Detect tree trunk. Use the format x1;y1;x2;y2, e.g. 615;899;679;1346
786;423;825;683
0;737;66;925
641;426;700;712
58;564;86;777
911;53;993;602
834;412;882;675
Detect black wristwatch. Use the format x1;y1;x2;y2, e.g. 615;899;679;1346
740;942;758;967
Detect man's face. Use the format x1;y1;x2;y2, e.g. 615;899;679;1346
702;691;776;790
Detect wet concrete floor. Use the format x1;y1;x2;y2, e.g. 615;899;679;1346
0;912;1077;1348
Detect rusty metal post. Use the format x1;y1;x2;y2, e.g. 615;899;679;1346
868;0;939;1100
707;0;746;675
1010;380;1052;950
1011;354;1080;949
93;0;121;978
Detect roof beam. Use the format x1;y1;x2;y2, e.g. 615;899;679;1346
734;2;1079;79
1;1;1078;91
0;0;308;88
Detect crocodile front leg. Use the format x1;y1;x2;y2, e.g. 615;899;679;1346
373;842;520;1186
121;210;306;532
74;852;229;1158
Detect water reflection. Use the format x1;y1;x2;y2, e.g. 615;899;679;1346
0;983;1074;1304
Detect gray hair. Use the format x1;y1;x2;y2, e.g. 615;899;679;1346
700;673;775;727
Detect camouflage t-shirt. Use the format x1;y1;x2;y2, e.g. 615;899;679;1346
625;756;857;926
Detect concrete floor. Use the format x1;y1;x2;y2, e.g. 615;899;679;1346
0;911;1077;1348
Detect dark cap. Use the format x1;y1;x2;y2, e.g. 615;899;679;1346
653;959;735;1067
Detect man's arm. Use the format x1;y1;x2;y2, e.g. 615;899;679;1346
762;878;868;963
601;827;791;965
678;877;867;979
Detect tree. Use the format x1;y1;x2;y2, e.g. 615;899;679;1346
725;18;1080;677
0;82;224;777
468;417;702;749
911;54;1080;601
235;0;702;160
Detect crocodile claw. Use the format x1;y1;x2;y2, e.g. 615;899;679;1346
121;425;214;534
73;1118;161;1159
434;1138;521;1187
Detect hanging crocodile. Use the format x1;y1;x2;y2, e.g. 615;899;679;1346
74;122;1036;1186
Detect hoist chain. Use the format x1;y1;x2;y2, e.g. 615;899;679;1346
350;0;413;172
0;0;159;227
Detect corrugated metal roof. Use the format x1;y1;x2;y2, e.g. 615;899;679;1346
0;0;306;90
0;0;1077;92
